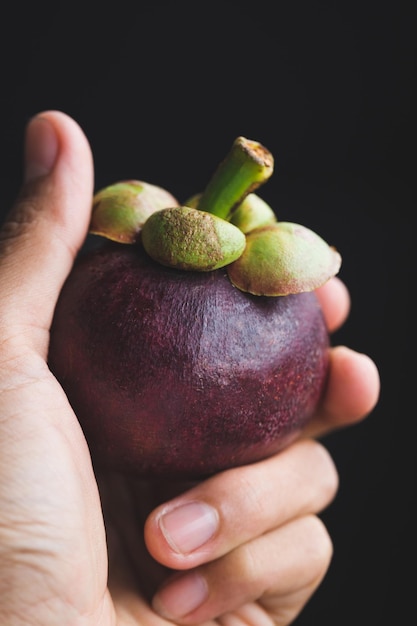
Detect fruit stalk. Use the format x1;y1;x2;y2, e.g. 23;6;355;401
196;137;274;220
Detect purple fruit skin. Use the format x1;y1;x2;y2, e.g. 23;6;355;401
48;242;330;479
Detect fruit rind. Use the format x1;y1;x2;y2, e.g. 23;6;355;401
48;243;330;479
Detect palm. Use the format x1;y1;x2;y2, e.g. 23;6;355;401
0;359;173;625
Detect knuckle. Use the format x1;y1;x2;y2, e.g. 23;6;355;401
301;514;334;576
299;439;340;505
313;442;340;501
221;541;263;597
212;466;270;526
0;198;38;248
230;472;267;519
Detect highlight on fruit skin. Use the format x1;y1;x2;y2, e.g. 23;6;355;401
89;136;342;294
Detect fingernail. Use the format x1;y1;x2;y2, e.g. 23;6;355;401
158;501;219;554
24;116;58;183
153;571;208;619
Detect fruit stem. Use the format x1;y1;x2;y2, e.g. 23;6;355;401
197;137;274;221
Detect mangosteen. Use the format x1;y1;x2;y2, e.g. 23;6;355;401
48;137;341;479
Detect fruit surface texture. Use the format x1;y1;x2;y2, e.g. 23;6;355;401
49;242;330;479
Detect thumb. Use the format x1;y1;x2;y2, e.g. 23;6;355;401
0;111;94;353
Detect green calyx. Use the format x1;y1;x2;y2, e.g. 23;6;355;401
227;222;342;296
91;180;178;243
89;137;342;296
141;206;246;271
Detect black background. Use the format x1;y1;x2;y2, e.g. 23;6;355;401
1;1;415;624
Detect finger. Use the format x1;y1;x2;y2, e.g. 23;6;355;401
152;514;333;625
0;111;94;353
302;345;381;439
315;276;351;333
144;439;338;570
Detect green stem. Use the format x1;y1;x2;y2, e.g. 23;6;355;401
197;137;274;221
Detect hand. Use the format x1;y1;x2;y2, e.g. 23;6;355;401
0;111;380;625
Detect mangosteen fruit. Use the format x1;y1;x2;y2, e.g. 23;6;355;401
48;137;341;479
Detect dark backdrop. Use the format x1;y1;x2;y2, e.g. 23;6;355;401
1;1;415;624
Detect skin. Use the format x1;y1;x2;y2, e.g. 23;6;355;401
0;111;380;626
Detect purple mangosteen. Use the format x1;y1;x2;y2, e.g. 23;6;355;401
48;137;341;479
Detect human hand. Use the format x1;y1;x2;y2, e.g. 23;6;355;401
0;111;380;625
